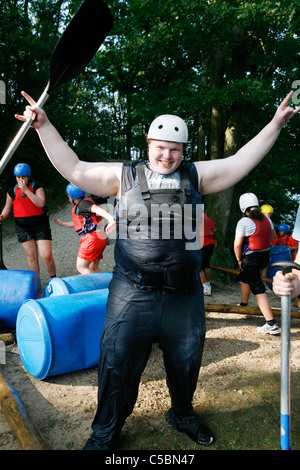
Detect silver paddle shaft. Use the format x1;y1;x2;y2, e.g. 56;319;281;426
0;84;49;175
281;293;291;416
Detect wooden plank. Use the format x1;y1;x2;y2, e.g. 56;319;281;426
210;264;273;284
0;371;50;450
205;303;300;319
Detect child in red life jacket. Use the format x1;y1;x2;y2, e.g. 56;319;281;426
54;183;115;274
272;223;298;261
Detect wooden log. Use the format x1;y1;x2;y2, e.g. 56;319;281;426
0;333;15;345
0;370;50;450
205;303;300;319
210;264;273;284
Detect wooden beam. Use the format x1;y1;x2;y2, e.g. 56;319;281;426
210;264;273;284
205;303;300;319
0;333;15;345
0;370;51;450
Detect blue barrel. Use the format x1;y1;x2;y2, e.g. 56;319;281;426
267;246;292;282
0;270;42;328
43;272;112;297
16;289;108;380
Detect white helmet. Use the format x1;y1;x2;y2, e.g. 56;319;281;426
239;193;259;214
147;114;188;143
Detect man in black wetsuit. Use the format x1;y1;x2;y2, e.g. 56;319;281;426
16;90;299;449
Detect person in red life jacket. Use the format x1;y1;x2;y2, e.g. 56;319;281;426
199;212;216;295
0;163;56;277
273;204;300;299
272;223;298;261
54;183;115;275
234;193;279;335
260;204;274;219
260;204;276;291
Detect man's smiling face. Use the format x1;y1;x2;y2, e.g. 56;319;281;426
148;139;183;174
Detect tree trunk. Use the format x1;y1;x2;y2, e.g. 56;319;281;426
206;25;248;264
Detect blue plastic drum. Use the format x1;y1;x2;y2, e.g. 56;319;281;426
16;289;108;380
43;272;112;297
0;270;42;328
267;246;292;284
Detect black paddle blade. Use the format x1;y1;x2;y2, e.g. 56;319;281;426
48;0;114;94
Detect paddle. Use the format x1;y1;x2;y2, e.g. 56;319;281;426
271;259;300;450
0;0;114;175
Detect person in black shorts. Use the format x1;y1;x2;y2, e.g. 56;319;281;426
234;193;279;335
0;163;56;277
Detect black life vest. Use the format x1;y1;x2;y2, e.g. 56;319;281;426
113;161;203;293
72;197;101;237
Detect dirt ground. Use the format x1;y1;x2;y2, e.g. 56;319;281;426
1;203;300;451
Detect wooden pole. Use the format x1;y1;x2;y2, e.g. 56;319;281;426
210;264;300;310
0;333;15;345
205;303;300;319
0;370;51;450
210;264;273;284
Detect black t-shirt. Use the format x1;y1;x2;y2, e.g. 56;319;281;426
75;199;94;216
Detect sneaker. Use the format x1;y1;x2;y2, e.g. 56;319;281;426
237;302;248;307
203;286;211;296
257;323;280;335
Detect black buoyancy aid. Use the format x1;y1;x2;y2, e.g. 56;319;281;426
72;197;101;237
114;161;203;293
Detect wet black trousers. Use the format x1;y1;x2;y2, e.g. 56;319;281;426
89;277;206;447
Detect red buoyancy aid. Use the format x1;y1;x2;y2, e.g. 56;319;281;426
248;215;271;251
13;183;45;218
273;234;290;246
72;198;101;234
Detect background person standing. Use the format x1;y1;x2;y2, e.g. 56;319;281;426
54;183;115;274
199;212;216;296
234;193;279;335
0;163;56;277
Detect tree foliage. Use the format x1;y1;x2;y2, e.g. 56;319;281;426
0;0;299;262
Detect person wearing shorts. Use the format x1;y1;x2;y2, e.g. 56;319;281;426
0;163;56;277
234;192;279;335
273;205;300;302
54;183;115;274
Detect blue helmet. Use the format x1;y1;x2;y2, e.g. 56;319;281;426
278;223;289;234
66;183;85;200
14;163;31;177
